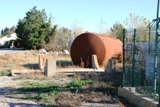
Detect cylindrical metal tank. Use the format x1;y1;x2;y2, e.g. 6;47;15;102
70;32;122;68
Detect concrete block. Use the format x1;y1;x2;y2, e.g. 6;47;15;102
91;54;100;69
39;54;46;70
105;59;116;73
11;69;41;76
118;87;159;107
44;58;56;77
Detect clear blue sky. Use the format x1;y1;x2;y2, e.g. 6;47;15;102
0;0;158;33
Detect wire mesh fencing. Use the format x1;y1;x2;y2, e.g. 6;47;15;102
123;28;160;90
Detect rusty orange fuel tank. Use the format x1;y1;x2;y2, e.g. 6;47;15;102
70;32;122;68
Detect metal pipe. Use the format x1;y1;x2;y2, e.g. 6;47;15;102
148;27;151;54
156;0;160;106
132;29;136;86
154;0;159;96
122;29;126;87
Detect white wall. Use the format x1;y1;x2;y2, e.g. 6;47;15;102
0;33;17;46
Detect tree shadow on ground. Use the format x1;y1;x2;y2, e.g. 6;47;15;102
22;64;39;69
22;60;73;69
56;60;73;67
9;102;42;107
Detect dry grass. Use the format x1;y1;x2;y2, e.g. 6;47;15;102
0;51;122;72
0;52;74;72
0;53;38;72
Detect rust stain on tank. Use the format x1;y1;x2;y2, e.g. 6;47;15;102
70;32;122;68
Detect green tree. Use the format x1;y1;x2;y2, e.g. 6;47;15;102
124;13;150;42
15;6;57;49
1;26;16;36
3;27;10;35
124;13;150;29
45;25;57;44
10;26;16;32
110;22;124;41
56;27;72;50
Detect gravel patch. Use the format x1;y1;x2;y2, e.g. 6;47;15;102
0;95;43;107
0;76;43;107
0;49;36;56
0;76;22;88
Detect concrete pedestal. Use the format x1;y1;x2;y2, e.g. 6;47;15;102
44;58;56;77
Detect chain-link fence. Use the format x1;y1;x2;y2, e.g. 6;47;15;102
122;27;160;94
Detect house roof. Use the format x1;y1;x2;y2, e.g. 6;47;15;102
0;33;17;46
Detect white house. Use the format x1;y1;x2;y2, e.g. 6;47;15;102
0;33;17;46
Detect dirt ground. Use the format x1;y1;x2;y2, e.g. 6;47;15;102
0;51;136;107
0;75;135;107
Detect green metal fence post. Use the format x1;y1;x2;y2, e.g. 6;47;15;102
148;27;151;54
122;29;126;87
154;0;160;96
154;28;158;94
156;0;160;106
132;29;136;87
